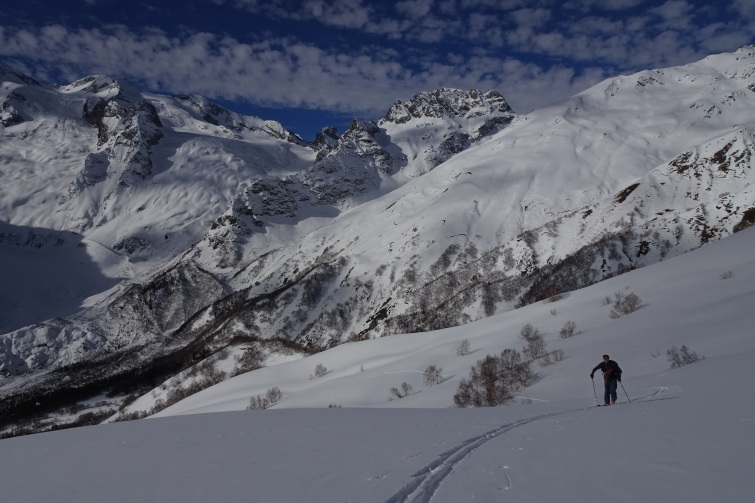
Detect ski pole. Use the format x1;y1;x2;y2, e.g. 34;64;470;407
620;381;632;403
591;376;598;403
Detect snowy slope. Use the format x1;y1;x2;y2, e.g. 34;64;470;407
152;225;755;416
179;45;755;348
2;46;755;435
0;71;316;334
1;226;753;503
0;79;511;336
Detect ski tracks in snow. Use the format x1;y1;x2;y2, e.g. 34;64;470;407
384;386;672;503
384;410;565;503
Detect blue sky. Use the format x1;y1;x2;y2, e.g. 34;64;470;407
1;0;753;140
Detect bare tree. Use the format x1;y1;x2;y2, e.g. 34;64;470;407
519;323;541;342
610;291;642;318
520;323;546;360
453;349;535;408
523;334;547;360
266;387;283;404
311;363;328;379
248;395;270;410
667;345;704;368
538;349;565;367
559;321;577;338
390;382;414;400
499;349;535;391
456;339;471;356
423;365;443;387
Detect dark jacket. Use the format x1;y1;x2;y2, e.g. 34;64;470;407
592;360;622;381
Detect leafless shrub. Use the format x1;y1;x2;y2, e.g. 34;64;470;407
248;395;270;410
499;349;536;390
609;291;642;318
523;336;546;360
559;321;577;338
247;387;283;410
403;382;414;395
310;363;328;379
601;295;612;306
456;339;471;356
390;382;414;400
666;345;704;368
720;270;733;280
520;324;546;360
266;386;283;405
423;365;443;387
538;349;565;367
550;308;558;316
519;323;540;342
453;349;535;408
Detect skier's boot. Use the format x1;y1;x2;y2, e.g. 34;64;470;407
610;401;615;405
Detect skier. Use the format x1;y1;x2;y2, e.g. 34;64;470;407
591;354;622;405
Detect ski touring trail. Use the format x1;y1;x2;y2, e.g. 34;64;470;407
386;387;674;502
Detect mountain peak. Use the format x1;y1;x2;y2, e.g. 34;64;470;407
383;88;512;124
0;66;39;87
59;74;144;104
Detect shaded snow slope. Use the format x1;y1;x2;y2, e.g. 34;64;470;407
1;227;753;503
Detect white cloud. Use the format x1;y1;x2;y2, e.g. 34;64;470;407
202;0;753;69
2;0;753;123
302;0;373;29
563;0;645;12
730;0;755;20
0;25;402;114
509;7;551;28
531;32;566;53
648;0;694;30
0;22;598;117
395;0;434;19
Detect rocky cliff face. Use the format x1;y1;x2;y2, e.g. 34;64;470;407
383;88;512;123
61;83;165;230
204;90;517;267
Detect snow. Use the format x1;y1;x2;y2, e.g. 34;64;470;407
0;225;119;331
3;47;755;354
1;227;753;502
